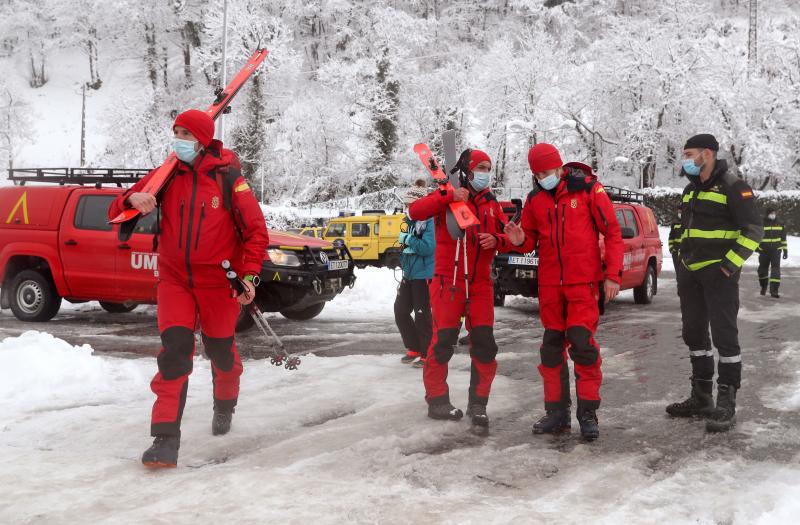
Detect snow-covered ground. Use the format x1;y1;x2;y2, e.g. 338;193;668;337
2;260;800;523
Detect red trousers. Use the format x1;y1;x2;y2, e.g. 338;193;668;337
423;276;498;407
538;284;603;412
150;276;242;437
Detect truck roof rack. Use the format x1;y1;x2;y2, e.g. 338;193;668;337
7;168;150;188
361;209;386;215
604;186;644;204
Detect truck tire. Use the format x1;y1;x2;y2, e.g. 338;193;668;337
494;291;506;307
99;301;138;313
9;269;62;322
235;306;255;333
280;302;325;321
633;264;657;305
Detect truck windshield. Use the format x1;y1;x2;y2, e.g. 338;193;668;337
327;223;346;237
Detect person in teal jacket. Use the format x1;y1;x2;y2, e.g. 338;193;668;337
396;180;436;368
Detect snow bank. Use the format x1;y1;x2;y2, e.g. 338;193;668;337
320;266;400;320
0;331;149;419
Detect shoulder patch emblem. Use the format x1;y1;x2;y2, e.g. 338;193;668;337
740;190;753;199
570;198;577;209
211;195;220;209
596;186;605;193
234;182;250;193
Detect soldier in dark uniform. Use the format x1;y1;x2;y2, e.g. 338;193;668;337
666;134;763;433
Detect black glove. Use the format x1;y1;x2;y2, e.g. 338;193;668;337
783;250;789;260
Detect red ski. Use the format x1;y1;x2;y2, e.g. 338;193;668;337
413;143;479;229
109;48;269;226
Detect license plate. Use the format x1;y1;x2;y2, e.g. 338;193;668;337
508;256;538;266
327;259;349;271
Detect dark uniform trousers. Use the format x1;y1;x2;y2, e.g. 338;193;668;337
676;262;742;388
757;249;782;294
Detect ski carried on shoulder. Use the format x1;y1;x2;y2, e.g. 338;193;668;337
109;48;269;232
413;143;479;230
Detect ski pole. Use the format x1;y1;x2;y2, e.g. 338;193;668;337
463;231;470;304
451;237;461;300
221;260;284;349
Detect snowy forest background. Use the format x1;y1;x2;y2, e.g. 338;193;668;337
0;0;799;204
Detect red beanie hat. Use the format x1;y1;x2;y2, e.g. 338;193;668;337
528;143;563;174
173;109;215;147
468;149;492;172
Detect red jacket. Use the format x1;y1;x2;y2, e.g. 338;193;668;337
109;141;269;288
497;163;623;286
409;187;507;283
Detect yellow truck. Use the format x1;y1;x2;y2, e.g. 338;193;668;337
323;211;405;268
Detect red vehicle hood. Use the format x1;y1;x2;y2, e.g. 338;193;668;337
268;229;333;249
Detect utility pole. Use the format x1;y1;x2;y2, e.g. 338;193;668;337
747;0;758;78
80;84;86;167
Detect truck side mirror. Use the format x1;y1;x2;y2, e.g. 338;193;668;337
620;226;636;239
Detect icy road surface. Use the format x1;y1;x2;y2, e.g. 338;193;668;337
1;267;799;524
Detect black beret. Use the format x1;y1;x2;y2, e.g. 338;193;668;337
684;134;719;151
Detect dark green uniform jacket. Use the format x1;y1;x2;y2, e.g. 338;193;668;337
678;159;763;274
758;218;787;254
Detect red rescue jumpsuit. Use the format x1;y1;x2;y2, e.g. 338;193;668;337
109;141;269;436
409;187;507;409
497;163;623;413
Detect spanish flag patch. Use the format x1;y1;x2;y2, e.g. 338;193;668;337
234;182;251;193
740;190;753;199
596;186;605;193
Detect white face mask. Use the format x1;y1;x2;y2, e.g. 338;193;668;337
768;214;776;221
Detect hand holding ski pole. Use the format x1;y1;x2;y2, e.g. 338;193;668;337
221;260;256;305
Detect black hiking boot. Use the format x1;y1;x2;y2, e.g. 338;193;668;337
212;408;233;436
532;409;571;434
577;408;600;441
666;378;714;418
760;285;767;296
428;402;464;421
466;403;489;433
770;283;780;299
142;435;180;468
706;384;737;433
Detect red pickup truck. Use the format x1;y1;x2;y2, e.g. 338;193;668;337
492;187;663;305
0;169;354;326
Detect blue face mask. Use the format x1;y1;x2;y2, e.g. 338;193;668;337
173;138;200;163
682;158;702;176
538;174;560;191
470;172;491;192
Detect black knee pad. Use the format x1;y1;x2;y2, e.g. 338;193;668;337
540;329;565;367
469;325;498;363
158;326;195;380
202;333;235;371
432;328;458;363
566;326;599;366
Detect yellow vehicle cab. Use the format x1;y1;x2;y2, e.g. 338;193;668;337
323;210;405;268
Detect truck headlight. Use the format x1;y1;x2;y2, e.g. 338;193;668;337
267;248;302;267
